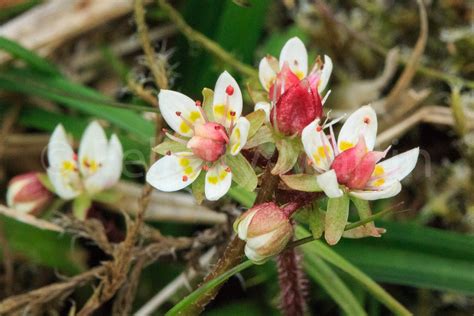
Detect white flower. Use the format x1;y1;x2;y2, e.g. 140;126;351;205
47;121;123;200
302;106;419;201
256;36;333;119
146;71;250;201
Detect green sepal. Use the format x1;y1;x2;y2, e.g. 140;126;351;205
153;139;188;155
226;153;258;192
37;172;56;194
325;194;350;245
245;125;274;148
280;173;321;192
309;205;326;239
191;172;206;204
92;189;121;204
350;196;380;236
245;109;266;139
72;195;92;221
202;87;214;121
272;136;301;175
246;81;268;104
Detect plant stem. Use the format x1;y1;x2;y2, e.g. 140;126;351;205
277;247;308;316
157;0;258;79
181;163;279;315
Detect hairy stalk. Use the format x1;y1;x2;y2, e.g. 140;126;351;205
157;0;258;79
134;0;169;89
181;163;279;315
277;247;308;316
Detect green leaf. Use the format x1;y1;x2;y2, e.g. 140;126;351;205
72;195;92;220
191;173;206;204
226;153;258;192
303;249;367;316
308;206;325;239
227;186;256;208
245;109;266;138
271;137;300;175
325;194;350;245
280;173;321;192
0;36;59;75
296;226;411;316
92;189;121;204
0;215;86;275
153;140;188;155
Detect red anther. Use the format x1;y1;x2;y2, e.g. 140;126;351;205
176;111;182;116
316;125;322;132
202;165;209;171
166;150;172;156
363;117;370;124
214;125;221;130
225;85;234;96
182;175;188;182
225;167;231;172
229;111;236;117
195;100;202;107
161;128;168;133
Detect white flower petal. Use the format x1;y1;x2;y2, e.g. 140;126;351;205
279;37;308;79
213;71;243;128
205;163;232;201
78;121;108;177
367;148;419;189
316;170;343;198
254;101;271;122
302;119;334;171
317;55;333;93
146;152;202;192
229;117;250;155
84;134;123;194
159;90;204;137
237;209;258;240
338;105;378;152
47;167;81;200
259;56;278;91
350;182;402;201
48;124;74;168
244;244;268;265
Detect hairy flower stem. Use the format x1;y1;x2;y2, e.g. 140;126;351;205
277;246;308;316
182;163;279;315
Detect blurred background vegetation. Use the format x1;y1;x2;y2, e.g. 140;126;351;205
0;0;473;315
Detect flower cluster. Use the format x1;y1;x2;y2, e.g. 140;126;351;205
147;71;250;201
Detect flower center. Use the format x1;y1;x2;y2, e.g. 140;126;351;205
187;122;228;162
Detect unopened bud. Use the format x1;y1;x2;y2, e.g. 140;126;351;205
234;202;294;264
6;173;52;215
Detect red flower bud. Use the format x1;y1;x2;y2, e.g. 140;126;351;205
234;202;294;264
270;79;323;135
6;173;52;215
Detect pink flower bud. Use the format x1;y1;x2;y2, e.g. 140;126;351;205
6;172;52;215
187;122;228;162
331;137;386;190
234;202;294;264
270;79;323;136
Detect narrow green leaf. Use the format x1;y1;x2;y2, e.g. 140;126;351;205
0;36;59;75
72;195;92;220
245;109;266;138
226;153;258;192
227;186;256;208
325;194;350;245
303;249;367;316
297;226;412;316
281;173;321;192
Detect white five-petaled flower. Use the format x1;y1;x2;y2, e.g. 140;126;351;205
255;36;333;120
302;106;419;200
146;71;250;201
47;121;123;200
